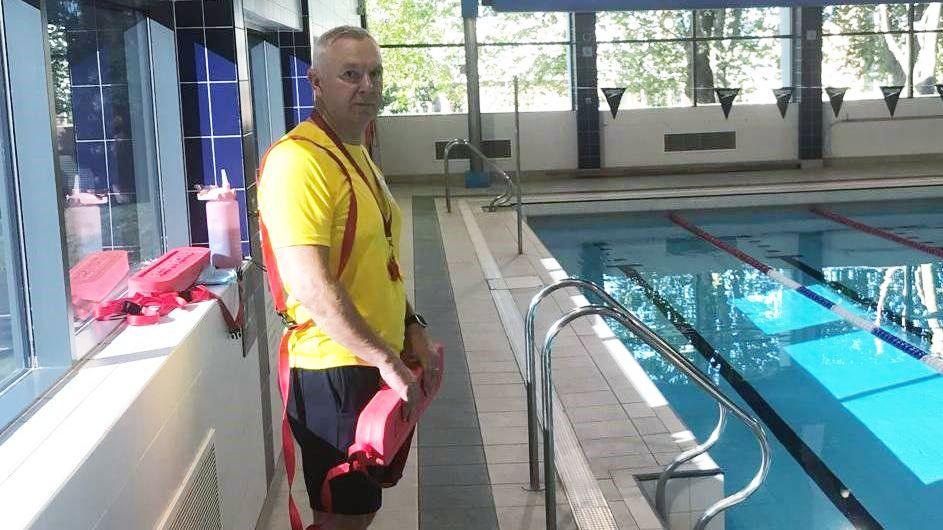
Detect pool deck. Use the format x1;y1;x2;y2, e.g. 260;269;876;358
257;162;943;530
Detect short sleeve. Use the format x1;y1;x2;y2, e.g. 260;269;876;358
258;141;336;249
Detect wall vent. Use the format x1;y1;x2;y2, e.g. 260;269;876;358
158;431;222;530
435;139;512;160
664;131;736;152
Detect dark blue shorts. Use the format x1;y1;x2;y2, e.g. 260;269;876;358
286;365;383;515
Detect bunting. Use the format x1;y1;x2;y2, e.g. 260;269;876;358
601;87;627;118
880;85;904;117
825;87;847;118
772;87;794;119
714;88;740;119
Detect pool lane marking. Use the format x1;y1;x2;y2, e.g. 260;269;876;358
779;256;934;344
616;265;884;530
810;206;943;260
669;212;943;372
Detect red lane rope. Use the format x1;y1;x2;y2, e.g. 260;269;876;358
810;206;943;260
668;212;772;273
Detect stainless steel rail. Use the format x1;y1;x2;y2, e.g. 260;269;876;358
443;137;523;254
442;138;515;213
526;278;771;530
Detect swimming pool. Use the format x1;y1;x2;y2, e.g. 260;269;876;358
529;198;943;530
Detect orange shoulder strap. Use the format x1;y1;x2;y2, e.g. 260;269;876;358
256;135;359;317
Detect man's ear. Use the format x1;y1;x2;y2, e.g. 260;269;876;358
307;66;320;93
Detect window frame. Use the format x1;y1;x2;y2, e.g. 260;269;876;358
0;0;187;431
595;7;795;107
822;2;943;99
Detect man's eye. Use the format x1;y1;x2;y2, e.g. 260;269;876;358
342;70;358;80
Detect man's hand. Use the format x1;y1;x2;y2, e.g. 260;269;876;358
403;324;440;393
378;354;420;422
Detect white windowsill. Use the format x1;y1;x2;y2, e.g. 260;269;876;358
0;281;239;529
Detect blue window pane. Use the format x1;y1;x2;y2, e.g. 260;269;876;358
48;0;162;330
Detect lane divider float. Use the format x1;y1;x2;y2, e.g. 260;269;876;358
669;212;943;373
810;205;943;260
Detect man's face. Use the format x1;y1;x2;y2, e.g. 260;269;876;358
310;37;383;126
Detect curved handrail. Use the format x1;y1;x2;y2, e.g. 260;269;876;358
655;404;727;515
523;278;618;490
530;280;771;530
442;138;516;214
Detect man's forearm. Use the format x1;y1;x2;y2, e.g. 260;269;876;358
296;278;398;369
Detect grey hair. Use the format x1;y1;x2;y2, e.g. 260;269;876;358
311;25;376;69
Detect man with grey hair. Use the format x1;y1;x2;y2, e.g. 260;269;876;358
258;25;438;530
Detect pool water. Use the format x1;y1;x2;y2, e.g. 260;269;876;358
529;199;943;530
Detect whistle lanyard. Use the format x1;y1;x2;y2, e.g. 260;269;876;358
308;112;401;281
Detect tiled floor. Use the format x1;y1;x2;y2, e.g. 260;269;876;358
257;164;943;530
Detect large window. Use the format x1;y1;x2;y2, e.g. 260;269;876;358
477;7;571;111
367;0;467;115
824;3;943;100
0;31;27;392
597;8;791;107
367;1;573;114
47;0;163;329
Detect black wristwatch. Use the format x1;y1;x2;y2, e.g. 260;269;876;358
405;312;428;329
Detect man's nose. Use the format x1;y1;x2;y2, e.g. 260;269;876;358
358;74;376;92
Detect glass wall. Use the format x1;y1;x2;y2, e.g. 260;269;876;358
46;0;163;328
597;7;791;107
824;3;943;99
0;29;26;391
477;7;571;112
366;0;468;115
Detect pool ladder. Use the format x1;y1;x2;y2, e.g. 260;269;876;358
524;278;772;530
442;138;523;254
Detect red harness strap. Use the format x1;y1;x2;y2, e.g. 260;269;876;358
258;132;363;530
94;285;244;337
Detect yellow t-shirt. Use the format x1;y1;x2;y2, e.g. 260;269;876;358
258;120;405;370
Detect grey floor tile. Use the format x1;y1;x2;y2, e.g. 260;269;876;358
559;390;620;408
419;445;486;466
420;507;499;530
420;463;491;486
581;436;648;458
420;484;497;509
418;427;484;447
574;420;640;440
496;504;578;530
478;411;528;429
566;404;629;423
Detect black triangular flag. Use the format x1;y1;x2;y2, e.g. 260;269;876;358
935;84;942;104
773;87;794;119
825;87;847;117
601;87;627;118
714;88;740;119
880;85;904;117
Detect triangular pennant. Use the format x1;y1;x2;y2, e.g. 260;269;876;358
880;85;904;117
714;88;740;119
601;87;627;118
773;87;794;119
825;87;847;118
935;84;942;104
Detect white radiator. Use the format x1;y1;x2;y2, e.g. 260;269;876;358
157;430;222;530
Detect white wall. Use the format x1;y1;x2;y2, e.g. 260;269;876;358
243;0;304;30
825;97;943;159
308;0;361;36
8;290;269;530
602;103;798;167
375;111;577;177
375;98;943;178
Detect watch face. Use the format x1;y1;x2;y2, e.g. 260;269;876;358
410;313;428;328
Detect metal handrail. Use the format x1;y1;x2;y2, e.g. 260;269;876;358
443;138;516;214
443;137;524;254
526;279;771;530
